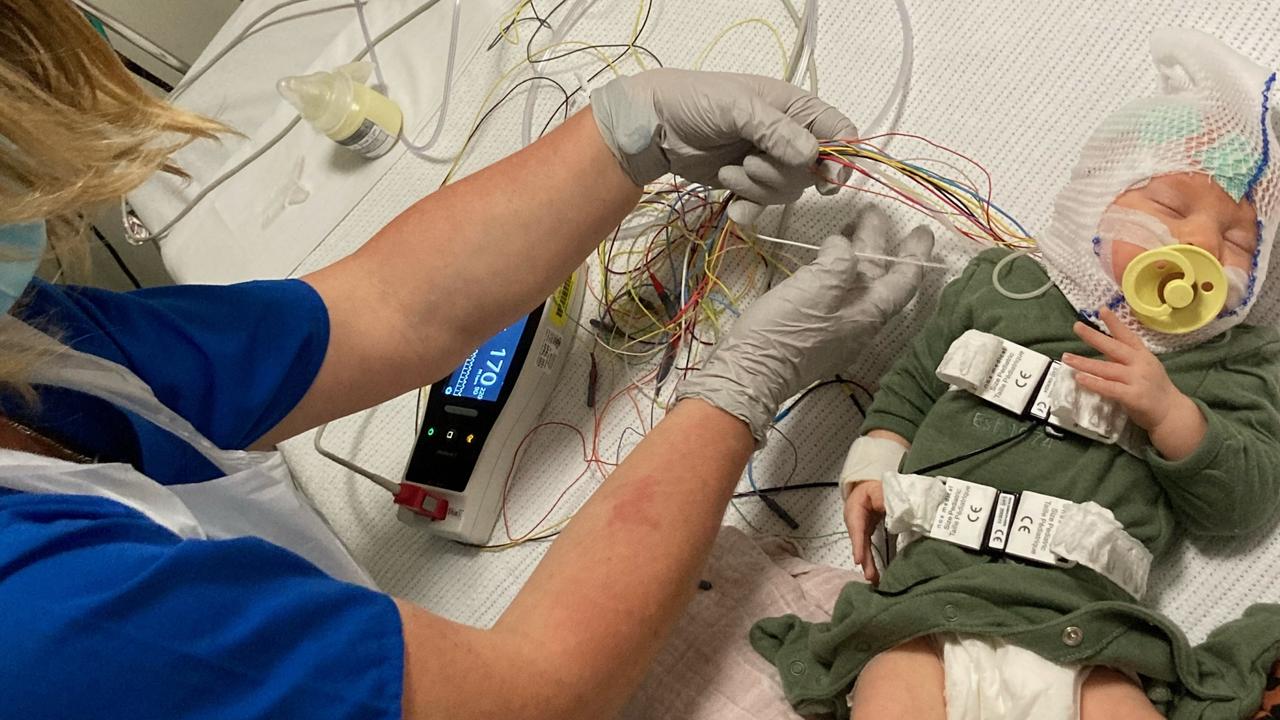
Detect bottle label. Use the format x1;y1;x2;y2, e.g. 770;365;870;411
338;118;398;159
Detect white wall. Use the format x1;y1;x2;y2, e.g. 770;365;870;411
91;0;240;65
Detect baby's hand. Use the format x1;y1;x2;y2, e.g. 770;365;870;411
1063;308;1179;430
1062;308;1205;459
843;480;886;585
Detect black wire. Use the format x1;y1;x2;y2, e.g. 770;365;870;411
531;42;666;68
535;44;663;139
533;0;662;138
733;481;836;499
847;390;867;419
749;428;802;528
448;1;684;552
775;378;866;420
454;75;572;163
469;0;660;149
487;16;552;51
834;375;873;418
90;225;142;289
740;381;852;523
836;374;875;406
522;0;662;71
614;426;645;464
526;0;660;73
907;423;1040;477
525;0;571;63
116;52;174;93
536;44;661;139
772;425;800;487
856;153;990;230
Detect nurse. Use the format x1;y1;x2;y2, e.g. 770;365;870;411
0;3;933;718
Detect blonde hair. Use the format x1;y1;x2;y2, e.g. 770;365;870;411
0;0;227;399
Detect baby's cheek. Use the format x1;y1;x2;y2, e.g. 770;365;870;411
1109;241;1146;281
1222;246;1256;274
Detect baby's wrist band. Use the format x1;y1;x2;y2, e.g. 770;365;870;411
839;434;908;499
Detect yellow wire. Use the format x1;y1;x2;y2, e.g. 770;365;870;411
818;142;1035;248
442;38;632;185
693;18;789;73
628;0;650;71
475;515;573;551
496;0;534;46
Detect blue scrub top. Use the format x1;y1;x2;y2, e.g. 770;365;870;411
0;279;403;719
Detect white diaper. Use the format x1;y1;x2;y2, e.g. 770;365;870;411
936;634;1089;720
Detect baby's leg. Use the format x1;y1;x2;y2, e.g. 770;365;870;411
848;637;946;718
1080;668;1163;719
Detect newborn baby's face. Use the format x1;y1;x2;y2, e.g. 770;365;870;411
1106;172;1258;279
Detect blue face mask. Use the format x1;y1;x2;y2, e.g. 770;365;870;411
0;220;47;315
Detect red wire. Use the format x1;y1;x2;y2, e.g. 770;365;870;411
820;150;1001;244
828;133;1006;242
497;363;661;542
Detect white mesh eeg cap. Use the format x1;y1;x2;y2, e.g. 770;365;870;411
1037;28;1280;353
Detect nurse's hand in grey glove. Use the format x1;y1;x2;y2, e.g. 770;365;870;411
675;208;935;445
590;69;858;209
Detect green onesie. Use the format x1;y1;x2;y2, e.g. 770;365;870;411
752;248;1280;719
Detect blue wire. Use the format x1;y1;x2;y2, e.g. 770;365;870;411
756;393;801;490
703;292;741;317
903;160;1033;238
838;140;1033;239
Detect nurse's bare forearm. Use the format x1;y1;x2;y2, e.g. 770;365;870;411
273;110;640;444
396;399;754;720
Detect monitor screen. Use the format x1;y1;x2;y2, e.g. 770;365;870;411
441;316;530;402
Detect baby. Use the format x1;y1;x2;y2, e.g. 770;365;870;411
752;29;1280;720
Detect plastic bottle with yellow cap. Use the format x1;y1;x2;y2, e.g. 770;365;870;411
277;62;404;160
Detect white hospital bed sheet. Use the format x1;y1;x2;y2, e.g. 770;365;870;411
149;0;1280;647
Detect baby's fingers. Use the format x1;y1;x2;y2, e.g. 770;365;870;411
843;498;881;584
861;540;880;585
1073;371;1129;402
1098;308;1146;350
844;500;866;565
1062;353;1128;382
1073;321;1137;364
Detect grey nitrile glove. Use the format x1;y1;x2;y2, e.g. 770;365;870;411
676;207;936;445
590;69;857;207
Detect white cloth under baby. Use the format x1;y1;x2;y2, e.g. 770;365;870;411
1036;28;1280;353
935;634;1089;720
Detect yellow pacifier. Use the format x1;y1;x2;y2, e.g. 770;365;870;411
1120;245;1228;334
